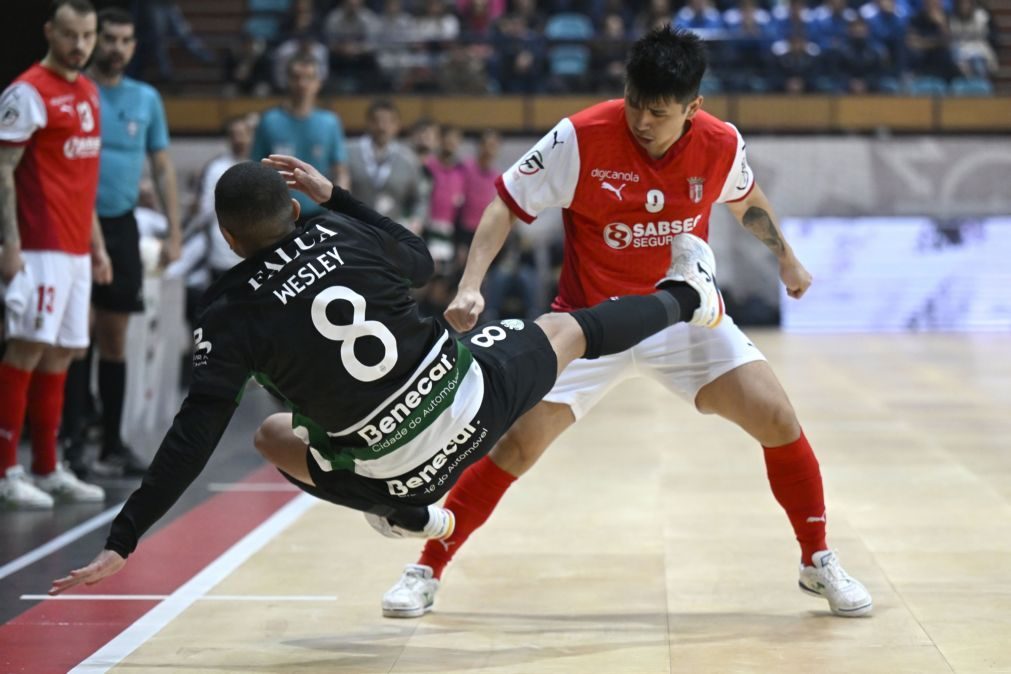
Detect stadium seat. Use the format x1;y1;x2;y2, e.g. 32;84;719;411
700;77;724;94
548;44;591;77
545;13;595;41
949;77;993;96
244;0;291;42
905;76;947;96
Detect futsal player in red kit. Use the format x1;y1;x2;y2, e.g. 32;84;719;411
0;0;112;508
383;26;873;618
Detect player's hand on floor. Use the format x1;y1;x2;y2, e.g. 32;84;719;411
445;287;485;332
49;549;126;595
780;255;812;299
262;155;333;204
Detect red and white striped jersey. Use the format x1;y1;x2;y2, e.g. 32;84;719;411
496;99;754;311
0;63;101;255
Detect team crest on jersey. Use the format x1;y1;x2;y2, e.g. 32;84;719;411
517;150;544;176
687;177;704;204
76;101;95;133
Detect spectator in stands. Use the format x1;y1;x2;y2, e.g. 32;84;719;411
592;13;630;93
835;16;891;91
323;0;381;92
410;117;439;166
812;0;858;52
250;54;349;222
415;0;461;42
129;0;216;83
490;0;545;93
723;0;775;90
907;0;958;80
676;0;726;39
635;0;673;38
772;32;824;92
437;42;493;93
861;0;908;77
424;125;467;267
457;129;500;259
375;0;422;92
772;0;815;41
948;0;997;78
273;33;329;91
460;0;504;37
224;34;272;96
347;100;426;233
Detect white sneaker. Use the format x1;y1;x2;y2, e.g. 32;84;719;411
0;465;54;509
365;504;455;540
382;564;439;618
799;550;873;617
33;463;106;504
656;233;724;328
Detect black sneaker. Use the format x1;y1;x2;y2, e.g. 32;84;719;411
60;438;90;480
92;446;148;478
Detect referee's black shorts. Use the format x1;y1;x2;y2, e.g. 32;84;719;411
92;211;144;314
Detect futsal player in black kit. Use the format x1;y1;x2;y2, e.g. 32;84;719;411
50;156;724;594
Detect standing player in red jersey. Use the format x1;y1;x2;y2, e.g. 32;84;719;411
0;0;112;509
383;26;873;619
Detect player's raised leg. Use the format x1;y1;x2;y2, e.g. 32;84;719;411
383;233;723;617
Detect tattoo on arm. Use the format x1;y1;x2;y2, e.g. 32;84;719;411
742;206;785;256
0;146;26;247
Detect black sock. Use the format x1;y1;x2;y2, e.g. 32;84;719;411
61;355;91;443
98;359;126;457
570;283;700;359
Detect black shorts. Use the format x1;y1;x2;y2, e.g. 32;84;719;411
91;211;144;313
305;319;558;513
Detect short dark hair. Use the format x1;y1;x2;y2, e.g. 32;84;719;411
367;99;398;118
625;25;707;107
48;0;96;21
97;7;133;32
214;162;293;248
286;53;319;77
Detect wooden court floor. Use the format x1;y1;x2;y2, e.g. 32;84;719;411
12;330;1011;673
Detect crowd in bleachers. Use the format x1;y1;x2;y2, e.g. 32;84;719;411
220;0;998;96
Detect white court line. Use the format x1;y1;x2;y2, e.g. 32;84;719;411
207;482;299;492
22;594;336;602
0;502;125;582
69;493;315;674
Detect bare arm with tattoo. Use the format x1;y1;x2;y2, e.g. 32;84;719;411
724;183;813;299
0;145;26;282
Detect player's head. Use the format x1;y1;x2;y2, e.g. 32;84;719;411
223;115;254;158
367;99;401;147
214;162;299;257
92;8;136;77
623;25;706;158
286;54;322;104
45;0;97;73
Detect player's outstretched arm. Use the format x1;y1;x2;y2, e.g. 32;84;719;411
263;154;434;287
724;183;813;299
444;196;515;332
49;550;126;595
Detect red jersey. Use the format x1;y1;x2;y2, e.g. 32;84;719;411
496;99;754;311
0;63;101;255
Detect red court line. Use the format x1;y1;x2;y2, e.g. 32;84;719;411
0;465;297;674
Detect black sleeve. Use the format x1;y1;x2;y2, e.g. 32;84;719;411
321;185;434;287
105;394;237;558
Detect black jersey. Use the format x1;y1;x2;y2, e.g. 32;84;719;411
105;188;488;557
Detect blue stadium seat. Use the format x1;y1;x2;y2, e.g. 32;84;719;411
905;76;947;96
548;44;591;77
244;0;291;41
545;13;595;41
949;77;993;96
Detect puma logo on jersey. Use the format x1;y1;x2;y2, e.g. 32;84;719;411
551;130;564;149
601;182;626;200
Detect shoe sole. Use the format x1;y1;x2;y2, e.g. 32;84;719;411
382;604;432;619
798;582;873;617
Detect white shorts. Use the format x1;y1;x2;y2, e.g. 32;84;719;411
2;251;91;348
544;314;766;419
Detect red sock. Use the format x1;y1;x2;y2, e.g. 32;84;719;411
419;455;517;579
27;371;67;476
0;364;33;473
763;429;827;566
